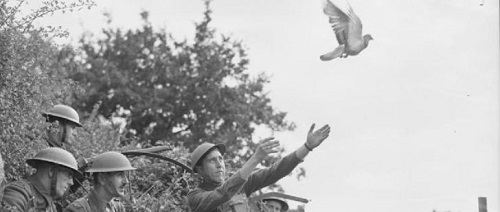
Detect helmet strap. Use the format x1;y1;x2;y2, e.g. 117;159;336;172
60;124;67;144
127;172;133;202
50;166;59;199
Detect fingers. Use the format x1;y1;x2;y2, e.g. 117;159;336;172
318;124;330;131
309;123;316;134
263;141;280;152
259;138;280;149
316;124;331;135
256;137;280;154
307;124;331;147
258;137;275;144
263;143;280;154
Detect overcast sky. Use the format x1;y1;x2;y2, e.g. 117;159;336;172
35;0;499;211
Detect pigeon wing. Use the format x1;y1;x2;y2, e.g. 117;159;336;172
323;0;350;45
345;2;364;39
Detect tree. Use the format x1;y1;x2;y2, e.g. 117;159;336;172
0;1;192;211
68;1;295;163
0;0;95;181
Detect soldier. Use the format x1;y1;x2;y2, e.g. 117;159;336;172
187;123;331;212
64;151;136;212
42;104;86;194
42;104;82;150
261;196;288;212
0;147;82;212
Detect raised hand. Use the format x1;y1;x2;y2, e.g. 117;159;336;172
253;137;280;162
305;124;331;150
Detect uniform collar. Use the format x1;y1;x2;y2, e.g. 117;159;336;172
199;178;223;191
88;189;114;211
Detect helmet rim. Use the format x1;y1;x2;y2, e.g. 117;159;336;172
262;197;289;211
27;147;82;177
42;104;82;127
86;151;136;173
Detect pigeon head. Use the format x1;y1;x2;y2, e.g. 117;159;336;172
363;34;373;45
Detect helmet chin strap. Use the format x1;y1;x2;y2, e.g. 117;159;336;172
127;172;133;203
50;166;59;199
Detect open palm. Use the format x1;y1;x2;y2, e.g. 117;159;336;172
306;124;331;149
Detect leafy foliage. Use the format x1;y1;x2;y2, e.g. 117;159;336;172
67;1;295;164
1;0;95;34
127;143;194;212
0;0;95;181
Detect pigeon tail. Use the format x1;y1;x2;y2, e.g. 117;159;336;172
320;45;345;61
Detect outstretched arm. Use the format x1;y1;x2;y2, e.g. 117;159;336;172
238;137;280;180
243;124;331;195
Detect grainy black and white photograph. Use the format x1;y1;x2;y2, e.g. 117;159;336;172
0;0;498;212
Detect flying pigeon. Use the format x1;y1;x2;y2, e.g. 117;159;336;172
320;0;373;61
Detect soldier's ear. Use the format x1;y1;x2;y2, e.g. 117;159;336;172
96;173;105;185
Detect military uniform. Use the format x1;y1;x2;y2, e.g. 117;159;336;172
187;152;302;212
1;176;60;212
63;190;125;212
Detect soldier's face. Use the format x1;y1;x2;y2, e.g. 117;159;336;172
199;150;225;183
47;121;77;145
102;171;129;198
62;121;77;144
55;167;74;198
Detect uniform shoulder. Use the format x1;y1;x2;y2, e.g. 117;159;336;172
3;179;30;190
1;180;32;212
2;179;32;198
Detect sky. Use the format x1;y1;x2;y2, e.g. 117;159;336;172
33;0;499;211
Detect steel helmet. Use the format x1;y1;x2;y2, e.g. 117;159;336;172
190;143;225;172
26;147;81;176
86;151;136;173
262;197;289;211
42;104;82;127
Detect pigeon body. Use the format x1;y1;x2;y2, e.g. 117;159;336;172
320;0;373;61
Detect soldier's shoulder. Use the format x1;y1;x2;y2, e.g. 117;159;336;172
2;179;31;196
4;180;29;189
1;180;31;212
